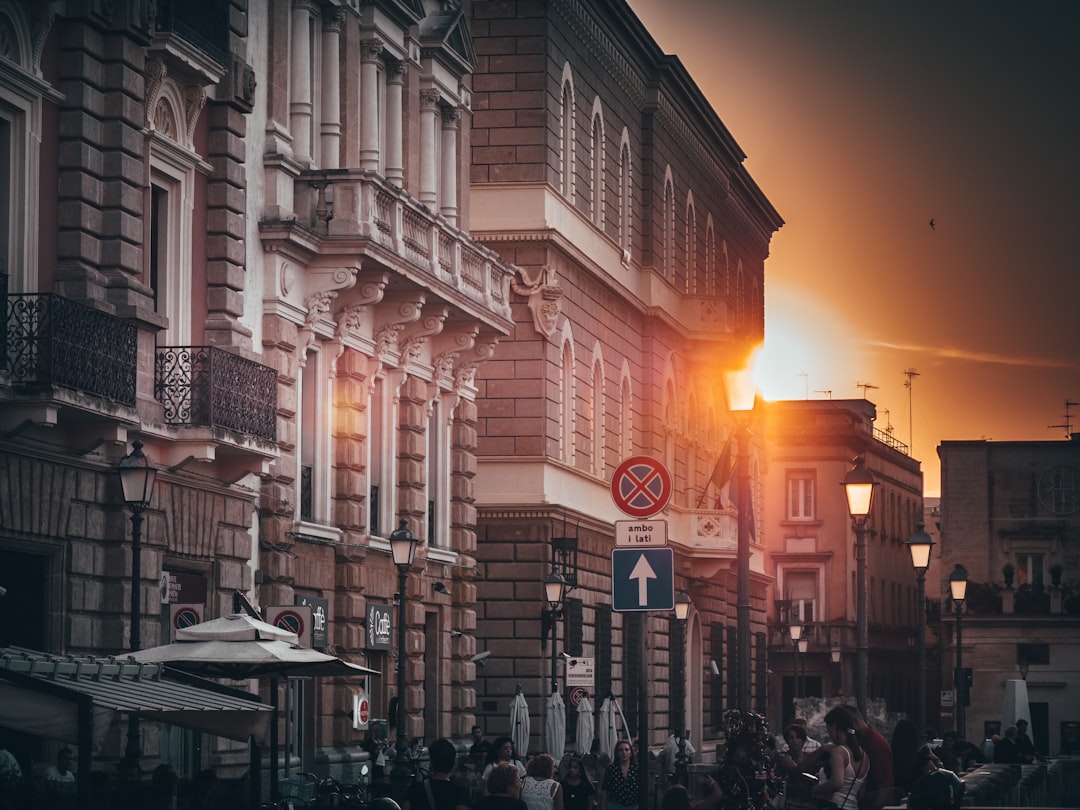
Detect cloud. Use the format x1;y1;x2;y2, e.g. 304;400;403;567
867;340;1080;370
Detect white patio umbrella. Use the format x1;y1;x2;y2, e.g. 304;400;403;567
129;613;378;801
598;694;619;759
545;690;566;761
575;695;594;756
510;685;531;758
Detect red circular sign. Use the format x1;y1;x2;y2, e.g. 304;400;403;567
274;610;306;637
358;696;370;724
611;456;673;518
570;687;590;707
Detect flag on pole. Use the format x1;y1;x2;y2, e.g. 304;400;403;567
696;435;735;508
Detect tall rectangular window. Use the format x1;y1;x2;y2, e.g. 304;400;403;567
1016;553;1044;587
786;472;816;521
785;570;817;623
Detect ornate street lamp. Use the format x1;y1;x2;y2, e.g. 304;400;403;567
726;369;756;712
843;456;876;718
949;563;969;739
117;440;158;763
906;524;934;737
543;569;567;696
389;519;418;800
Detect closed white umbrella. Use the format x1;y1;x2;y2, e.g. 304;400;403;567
576;695;594;756
545;690;566;761
510;686;531;758
598;695;618;759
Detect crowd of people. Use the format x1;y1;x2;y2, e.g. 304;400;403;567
0;708;1043;810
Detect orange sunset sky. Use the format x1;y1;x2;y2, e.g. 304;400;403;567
627;0;1080;496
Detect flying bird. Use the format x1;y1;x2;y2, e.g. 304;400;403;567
929;218;935;230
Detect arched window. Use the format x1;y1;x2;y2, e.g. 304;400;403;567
560;337;576;463
559;66;575;201
591;354;605;475
590;99;605;227
685;193;698;293
663;172;675;280
705;218;716;296
0;2;49;294
619;368;633;459
619;130;632;262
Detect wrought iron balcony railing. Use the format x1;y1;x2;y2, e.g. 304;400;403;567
155;346;278;443
4;293;138;406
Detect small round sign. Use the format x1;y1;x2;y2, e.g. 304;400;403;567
610;456;673;518
358;696;370;724
570;686;590;707
274;609;306;637
172;607;200;630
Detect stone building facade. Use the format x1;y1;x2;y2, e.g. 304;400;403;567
467;0;782;757
0;0;514;777
761;399;924;733
938;436;1080;756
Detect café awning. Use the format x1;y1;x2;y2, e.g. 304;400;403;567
0;647;272;748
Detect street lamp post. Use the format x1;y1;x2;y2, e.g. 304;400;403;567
949;563;969;739
544;570;567;696
797;637;808;701
726;370;755;712
117;440;158;763
830;643;842;696
789;622;803;705
673;592;692;787
906;524;935;738
843;456;876;719
389;519;418;801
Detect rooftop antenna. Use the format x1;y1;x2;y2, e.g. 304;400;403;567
1048;399;1079;439
855;382;878;399
814;389;833;400
881;408;894;435
904;369;920;450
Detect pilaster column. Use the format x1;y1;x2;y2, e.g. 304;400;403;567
289;3;314;163
360;39;384;170
419;89;441;208
320;8;344;168
440;106;460;224
385;62;406;185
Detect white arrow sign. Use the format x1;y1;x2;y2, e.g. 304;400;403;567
629;554;657;605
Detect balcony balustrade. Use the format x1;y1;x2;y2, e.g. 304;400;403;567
3;292;137;406
296;171;513;322
155;345;278;443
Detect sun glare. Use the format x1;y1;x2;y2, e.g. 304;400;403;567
754;285;862;402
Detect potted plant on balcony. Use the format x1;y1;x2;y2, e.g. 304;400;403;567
1050;563;1063;588
1003;563;1015;589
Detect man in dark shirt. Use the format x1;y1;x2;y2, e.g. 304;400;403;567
993;727;1019;764
841;706;894;810
1015;720;1037;763
469;726;493;769
403;738;471;810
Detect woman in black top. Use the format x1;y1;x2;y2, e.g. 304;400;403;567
561;757;596;810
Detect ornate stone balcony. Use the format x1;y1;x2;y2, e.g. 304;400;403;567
262;170;514;331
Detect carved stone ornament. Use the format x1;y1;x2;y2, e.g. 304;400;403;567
511;266;562;339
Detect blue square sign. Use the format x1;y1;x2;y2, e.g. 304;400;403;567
611;548;675;612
